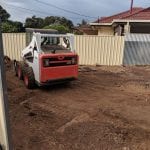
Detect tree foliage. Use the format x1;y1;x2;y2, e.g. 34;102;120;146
25;16;44;28
2;22;17;33
44;16;73;29
2;21;24;33
0;5;10;21
0;5;75;33
0;5;24;32
44;25;70;34
25;16;74;32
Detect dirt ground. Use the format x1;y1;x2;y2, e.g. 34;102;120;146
6;65;150;150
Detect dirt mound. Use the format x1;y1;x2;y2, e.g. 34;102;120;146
99;66;126;73
120;80;150;95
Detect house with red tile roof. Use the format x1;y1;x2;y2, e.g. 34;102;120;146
90;7;150;36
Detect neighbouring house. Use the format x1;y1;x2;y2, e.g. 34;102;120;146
90;7;150;36
73;25;98;35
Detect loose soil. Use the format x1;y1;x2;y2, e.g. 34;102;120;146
6;65;150;150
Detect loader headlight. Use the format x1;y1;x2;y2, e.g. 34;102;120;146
43;59;50;67
71;58;76;64
71;56;78;65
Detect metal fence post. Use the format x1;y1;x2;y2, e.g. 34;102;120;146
0;18;12;150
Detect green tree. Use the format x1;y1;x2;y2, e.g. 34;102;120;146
25;16;44;28
43;25;70;34
25;16;74;32
2;22;17;33
0;5;24;32
44;16;56;26
12;21;24;32
2;21;24;33
44;16;74;30
0;5;10;21
60;17;73;29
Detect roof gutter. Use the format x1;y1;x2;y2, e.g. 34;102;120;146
89;22;112;26
113;19;150;23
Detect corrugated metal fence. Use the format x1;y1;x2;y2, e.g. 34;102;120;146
3;33;150;65
75;35;124;65
2;33;26;61
2;33;125;65
123;34;150;65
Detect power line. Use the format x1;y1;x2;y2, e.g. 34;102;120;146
1;2;54;16
5;5;47;19
1;2;84;20
34;0;97;19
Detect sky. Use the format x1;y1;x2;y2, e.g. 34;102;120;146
0;0;149;24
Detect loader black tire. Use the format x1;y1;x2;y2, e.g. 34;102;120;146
23;67;35;89
17;62;25;80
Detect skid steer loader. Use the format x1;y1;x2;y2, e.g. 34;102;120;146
14;28;78;89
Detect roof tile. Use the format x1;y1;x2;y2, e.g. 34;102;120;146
95;7;148;23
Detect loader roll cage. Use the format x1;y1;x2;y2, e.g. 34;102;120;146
26;28;58;46
22;28;75;60
25;28;75;52
34;33;75;53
